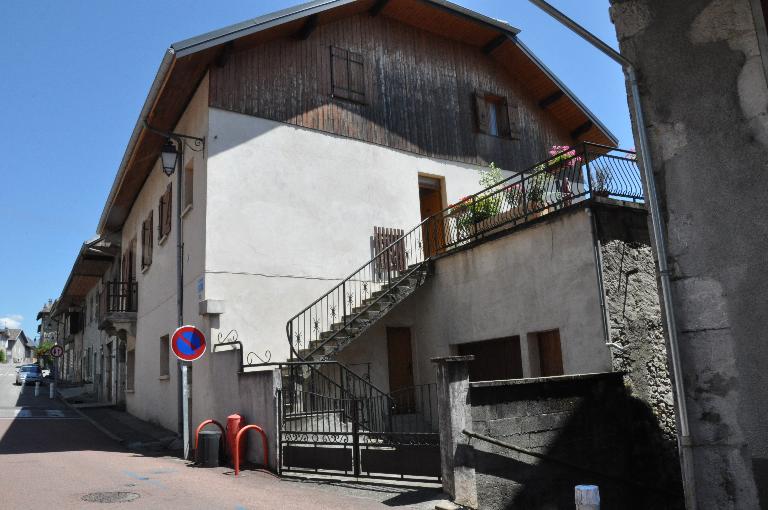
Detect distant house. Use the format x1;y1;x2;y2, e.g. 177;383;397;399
1;329;33;363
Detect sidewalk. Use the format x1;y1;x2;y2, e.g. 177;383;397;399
58;388;181;454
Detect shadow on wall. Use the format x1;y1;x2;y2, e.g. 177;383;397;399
469;374;684;510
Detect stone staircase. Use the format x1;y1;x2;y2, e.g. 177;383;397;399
297;263;429;361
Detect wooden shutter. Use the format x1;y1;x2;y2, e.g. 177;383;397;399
162;183;172;237
475;93;489;134
348;51;365;103
331;47;350;100
158;194;165;240
498;98;511;138
506;100;521;139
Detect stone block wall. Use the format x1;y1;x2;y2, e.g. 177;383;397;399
601;239;678;451
469;373;683;509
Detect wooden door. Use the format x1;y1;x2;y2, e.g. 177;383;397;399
419;178;445;258
457;337;523;382
386;327;415;413
105;343;113;402
538;330;564;377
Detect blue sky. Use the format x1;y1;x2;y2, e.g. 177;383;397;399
0;1;631;340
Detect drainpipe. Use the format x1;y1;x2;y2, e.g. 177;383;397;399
586;208;612;352
526;2;696;508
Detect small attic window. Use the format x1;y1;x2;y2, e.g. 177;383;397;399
331;46;365;104
475;92;517;138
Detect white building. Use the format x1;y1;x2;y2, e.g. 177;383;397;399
65;0;629;443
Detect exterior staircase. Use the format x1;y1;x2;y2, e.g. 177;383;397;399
286;142;642;365
296;263;429;361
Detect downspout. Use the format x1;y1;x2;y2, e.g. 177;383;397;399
586;207;613;353
526;2;696;508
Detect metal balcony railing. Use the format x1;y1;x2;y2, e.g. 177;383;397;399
99;281;138;323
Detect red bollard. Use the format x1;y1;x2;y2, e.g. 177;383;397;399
234;424;268;476
194;419;225;454
226;414;245;464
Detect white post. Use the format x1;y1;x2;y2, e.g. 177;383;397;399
182;363;190;459
575;485;600;510
49;381;55;399
34;382;40;397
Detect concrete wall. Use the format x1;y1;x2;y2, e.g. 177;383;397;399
337;207;612;392
610;0;768;507
121;75;209;432
188;346;279;470
468;373;682;509
203;108;516;364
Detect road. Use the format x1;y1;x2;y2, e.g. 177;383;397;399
0;363;441;509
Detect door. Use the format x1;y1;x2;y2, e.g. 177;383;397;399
386;327;415;413
457;337;523;382
418;176;445;257
537;330;564;377
105;343;113;402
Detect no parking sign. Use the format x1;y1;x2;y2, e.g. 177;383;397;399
171;325;206;362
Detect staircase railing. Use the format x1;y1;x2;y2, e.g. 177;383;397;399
286;142;641;360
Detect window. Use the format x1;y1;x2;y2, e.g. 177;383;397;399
158;182;172;241
183;162;194;211
127;349;135;391
141;210;153;270
331;46;365;103
160;335;169;378
474;92;516;138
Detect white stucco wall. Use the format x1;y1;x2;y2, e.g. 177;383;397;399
337;207;612;392
203;108;510;364
120;75;209;431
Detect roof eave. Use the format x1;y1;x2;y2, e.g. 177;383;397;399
96;48;176;235
171;0;520;58
512;37;619;146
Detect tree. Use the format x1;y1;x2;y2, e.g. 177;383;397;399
0;349;6;364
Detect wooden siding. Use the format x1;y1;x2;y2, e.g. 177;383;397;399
209;13;571;171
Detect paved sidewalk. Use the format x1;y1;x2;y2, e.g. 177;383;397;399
77;406;182;453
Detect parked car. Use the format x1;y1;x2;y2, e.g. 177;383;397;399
15;365;43;386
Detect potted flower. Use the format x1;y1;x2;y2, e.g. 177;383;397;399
592;166;613;197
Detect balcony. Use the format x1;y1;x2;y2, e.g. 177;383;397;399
98;281;138;337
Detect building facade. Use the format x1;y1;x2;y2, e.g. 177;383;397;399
82;0;618;434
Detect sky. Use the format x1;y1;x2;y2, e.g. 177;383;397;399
0;1;632;341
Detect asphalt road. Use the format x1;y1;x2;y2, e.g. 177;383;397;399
0;363;442;509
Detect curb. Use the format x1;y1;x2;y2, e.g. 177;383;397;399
56;389;126;445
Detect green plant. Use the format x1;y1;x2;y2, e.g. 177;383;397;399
527;172;554;204
35;340;55;358
0;349;6;363
592;166;613;195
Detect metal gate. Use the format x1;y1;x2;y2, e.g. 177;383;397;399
277;363;441;481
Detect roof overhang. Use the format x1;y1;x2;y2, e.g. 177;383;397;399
97;0;617;234
54;239;119;314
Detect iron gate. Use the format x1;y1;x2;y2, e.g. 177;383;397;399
277;364;441;480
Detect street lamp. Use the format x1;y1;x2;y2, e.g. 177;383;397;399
161;141;179;176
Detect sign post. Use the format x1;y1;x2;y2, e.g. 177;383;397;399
50;345;63;400
171;326;206;460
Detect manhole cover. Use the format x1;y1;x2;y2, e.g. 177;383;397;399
81;492;140;504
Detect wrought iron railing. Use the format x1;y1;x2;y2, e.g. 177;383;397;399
286;143;641;360
99;280;138;322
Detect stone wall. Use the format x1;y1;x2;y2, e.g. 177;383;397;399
468;372;683;509
601;239;677;446
610;0;768;507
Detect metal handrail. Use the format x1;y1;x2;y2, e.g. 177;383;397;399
286;142;641;362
